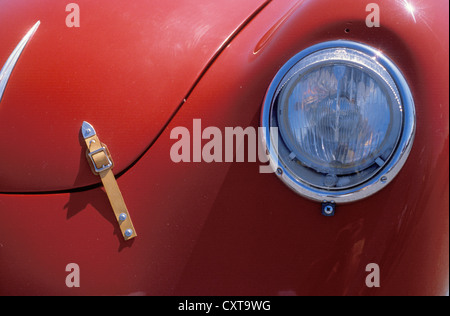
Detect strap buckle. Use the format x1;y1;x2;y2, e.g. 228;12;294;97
88;146;113;173
81;121;136;241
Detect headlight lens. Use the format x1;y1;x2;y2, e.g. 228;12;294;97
262;41;415;203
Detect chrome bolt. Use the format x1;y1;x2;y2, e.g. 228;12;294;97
119;213;127;221
324;205;334;215
124;229;133;237
321;202;336;217
324;174;338;187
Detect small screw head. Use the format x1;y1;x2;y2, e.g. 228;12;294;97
324;174;338;187
321;202;336;217
324;205;334;215
380;176;388;183
276;168;283;175
119;213;127;221
124;229;133;237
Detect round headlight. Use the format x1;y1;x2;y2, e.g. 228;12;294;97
261;41;415;203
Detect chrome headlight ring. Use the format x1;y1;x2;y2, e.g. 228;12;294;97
261;40;416;204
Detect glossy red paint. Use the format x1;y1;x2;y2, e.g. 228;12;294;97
0;0;267;192
0;0;448;296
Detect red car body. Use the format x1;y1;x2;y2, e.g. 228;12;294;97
0;0;448;295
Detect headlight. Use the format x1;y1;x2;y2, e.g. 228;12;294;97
261;41;415;203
